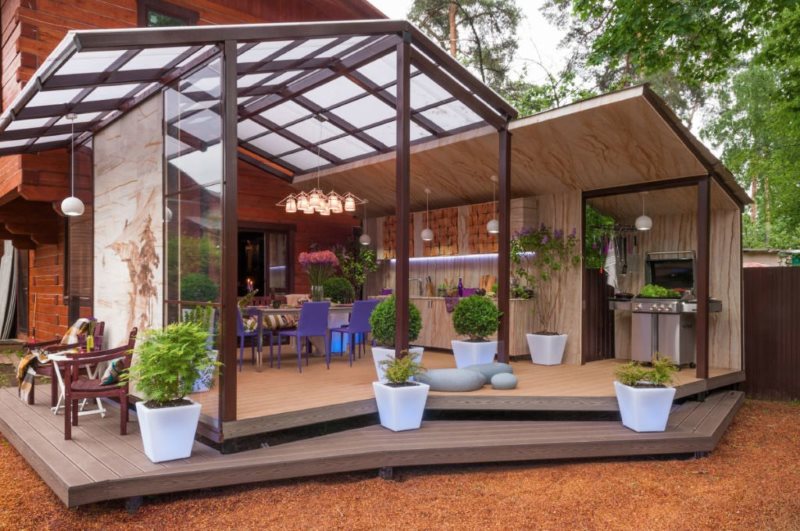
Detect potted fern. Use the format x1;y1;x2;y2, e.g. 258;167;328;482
614;357;678;432
451;295;501;368
369;295;423;382
372;351;428;431
126;321;218;463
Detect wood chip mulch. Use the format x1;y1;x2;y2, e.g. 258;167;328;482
1;399;798;530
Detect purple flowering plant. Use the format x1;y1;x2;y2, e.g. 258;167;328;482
299;250;339;286
511;224;581;333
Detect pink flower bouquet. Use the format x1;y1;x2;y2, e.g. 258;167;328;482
299;250;339;286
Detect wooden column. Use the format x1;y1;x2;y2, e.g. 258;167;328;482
220;40;238;422
497;128;512;362
394;32;411;354
695;176;710;379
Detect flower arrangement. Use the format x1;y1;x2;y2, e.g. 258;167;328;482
298;250;339;286
511;224;581;334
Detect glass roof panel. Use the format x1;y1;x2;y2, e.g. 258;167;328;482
5;117;52;131
57;50;126;75
82;83;141;102
357;52;397;86
54;112;101;126
177;45;216;68
331;95;395;129
260;100;311;126
362;121;431;148
408;75;451;109
276;38;337;61
421;100;483;130
169;143;222;187
238;73;270;88
303;77;364;108
27;88;83;107
247;133;301;156
119;46;191;71
0;138;33;149
237;119;265;141
238;40;294;63
316;36;369;58
34;133;72;145
179;109;221;143
318;135;375;160
280;150;329;171
285;118;344;143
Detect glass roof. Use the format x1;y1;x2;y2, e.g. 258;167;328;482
0;22;516;179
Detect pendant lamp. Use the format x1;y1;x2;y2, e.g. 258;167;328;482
60;113;85;217
487;174;499;234
359;200;371;246
635;192;652;231
420;188;434;242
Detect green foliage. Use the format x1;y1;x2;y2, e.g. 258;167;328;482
180;273;219;303
322;276;356;304
369;295;422;348
237;289;258;309
638;284;681;299
408;0;522;92
334;243;378;295
584;205;616;269
379;351;426;385
125;322;218;406
615;356;677;388
452;295;501;341
512;225;581;332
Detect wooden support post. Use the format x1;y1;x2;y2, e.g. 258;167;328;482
695;176;711;379
497;128;512;362
394;32;411;354
220;40;238;422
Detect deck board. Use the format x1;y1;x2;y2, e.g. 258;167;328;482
0;383;744;507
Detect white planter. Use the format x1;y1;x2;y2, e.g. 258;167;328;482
451;340;497;368
372;381;429;431
614;381;676;432
526;333;567;365
372;346;424;382
135;400;202;463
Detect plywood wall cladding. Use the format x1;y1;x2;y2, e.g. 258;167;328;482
468;203;499;254
611;202;742;371
381;215;415;260
423;207;460;257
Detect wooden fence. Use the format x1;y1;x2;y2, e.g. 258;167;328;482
743;267;800;400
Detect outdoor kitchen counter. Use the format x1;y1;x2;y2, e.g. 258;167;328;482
411;297;535;356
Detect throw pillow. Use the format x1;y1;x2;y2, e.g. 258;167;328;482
101;358;125;386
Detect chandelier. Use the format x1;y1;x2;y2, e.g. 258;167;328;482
276;114;365;216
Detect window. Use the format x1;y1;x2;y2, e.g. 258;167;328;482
238;228;292;296
138;0;198;27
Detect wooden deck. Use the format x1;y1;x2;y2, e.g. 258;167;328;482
0;384;743;507
191;350;744;438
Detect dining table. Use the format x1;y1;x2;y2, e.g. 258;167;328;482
251;304;355;370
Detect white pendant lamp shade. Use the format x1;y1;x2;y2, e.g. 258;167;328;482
285;197;297;213
486;218;500;234
421;227;434;241
61;195;85;217
636;193;652;231
359;233;371;246
421;188;434;242
635;214;653;231
344;194;356;212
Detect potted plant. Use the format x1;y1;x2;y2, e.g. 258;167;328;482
334;243;378;300
372;351;429;431
512;225;581;365
298;250;339;301
124;321;218;463
613;357;678;432
369;295;423;381
322;276;356;304
451;295;502;368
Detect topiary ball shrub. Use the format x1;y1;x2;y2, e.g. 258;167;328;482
180;273;219;302
369;295;421;348
322;276;355;304
452;295;501;341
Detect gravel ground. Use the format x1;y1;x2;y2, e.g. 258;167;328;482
0;399;798;530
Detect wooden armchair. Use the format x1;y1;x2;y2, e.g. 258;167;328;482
27;321;105;407
62;328;137;440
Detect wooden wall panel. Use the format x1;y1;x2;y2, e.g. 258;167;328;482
423;206;459;256
27;236;68;340
467;203;498;254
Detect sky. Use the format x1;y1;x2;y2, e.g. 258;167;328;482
366;0;569;85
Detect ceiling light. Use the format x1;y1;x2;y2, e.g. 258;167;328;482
421;188;434;241
60;113;84;217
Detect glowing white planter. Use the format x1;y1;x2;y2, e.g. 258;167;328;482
614;381;676;432
371;346;424;382
451;340;497;368
526;333;567;365
135;400;201;463
372;381;429;431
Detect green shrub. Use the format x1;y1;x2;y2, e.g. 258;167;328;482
615;356;677;387
615;362;650;387
649;356;677;386
380;350;425;384
323;276;356;303
181;273;219;302
124;322;218;406
452;295;502;341
369;295;421;348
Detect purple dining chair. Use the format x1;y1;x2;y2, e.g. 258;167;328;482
237;308;262;371
329;299;379;366
277;301;330;372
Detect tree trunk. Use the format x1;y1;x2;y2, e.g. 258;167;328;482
749;179;757;223
448;1;457;57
